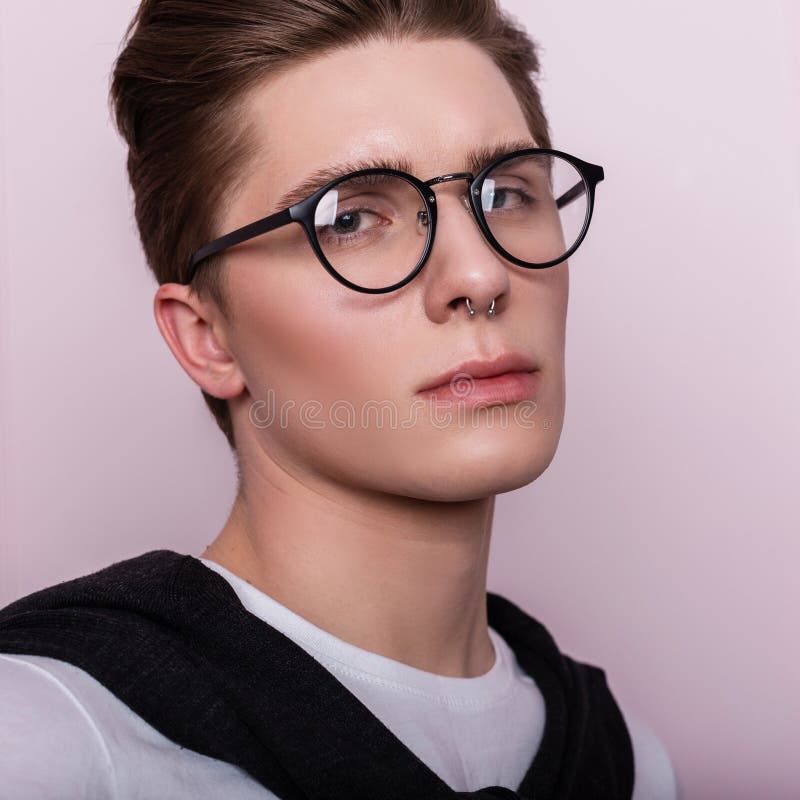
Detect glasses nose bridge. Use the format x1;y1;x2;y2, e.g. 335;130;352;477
423;171;475;214
424;171;474;187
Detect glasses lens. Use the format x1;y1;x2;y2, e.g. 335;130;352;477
479;153;590;266
313;173;430;291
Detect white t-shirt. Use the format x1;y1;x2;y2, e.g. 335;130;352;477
0;557;678;799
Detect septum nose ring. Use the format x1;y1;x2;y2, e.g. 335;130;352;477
465;297;496;318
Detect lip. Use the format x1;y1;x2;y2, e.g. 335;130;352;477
417;351;539;394
417;369;543;408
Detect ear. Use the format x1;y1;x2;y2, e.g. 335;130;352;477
152;283;245;400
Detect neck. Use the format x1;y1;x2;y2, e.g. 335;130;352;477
200;467;497;678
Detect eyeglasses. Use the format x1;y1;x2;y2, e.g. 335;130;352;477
185;148;604;294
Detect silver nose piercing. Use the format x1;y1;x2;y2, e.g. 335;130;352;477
465;297;496;318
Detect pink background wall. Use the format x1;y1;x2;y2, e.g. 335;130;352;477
1;2;798;797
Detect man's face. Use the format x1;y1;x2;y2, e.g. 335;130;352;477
215;37;568;501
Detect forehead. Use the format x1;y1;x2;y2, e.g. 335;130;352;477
240;37;534;194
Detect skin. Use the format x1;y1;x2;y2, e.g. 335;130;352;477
153;37;568;679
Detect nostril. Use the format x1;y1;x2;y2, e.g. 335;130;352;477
450;296;467;312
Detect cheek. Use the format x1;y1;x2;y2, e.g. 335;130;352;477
551;266;569;351
518;262;569;353
226;252;394;409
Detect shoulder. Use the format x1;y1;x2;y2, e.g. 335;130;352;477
488;593;679;798
0;653;117;798
0;653;282;800
622;709;680;800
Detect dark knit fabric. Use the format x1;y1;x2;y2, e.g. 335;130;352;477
0;550;633;799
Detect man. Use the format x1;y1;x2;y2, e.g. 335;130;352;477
0;2;677;797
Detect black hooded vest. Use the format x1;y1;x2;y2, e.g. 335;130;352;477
0;550;633;799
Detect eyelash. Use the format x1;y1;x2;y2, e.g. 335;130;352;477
317;207;384;246
488;187;536;212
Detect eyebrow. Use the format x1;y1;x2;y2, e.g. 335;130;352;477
272;137;539;211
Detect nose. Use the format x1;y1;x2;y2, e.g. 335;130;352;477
416;184;471;232
421;175;510;323
423;171;474;216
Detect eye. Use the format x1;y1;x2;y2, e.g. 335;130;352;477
492;188;528;210
316;206;390;248
330;209;379;235
480;177;536;214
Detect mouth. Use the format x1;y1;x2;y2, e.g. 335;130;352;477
416;351;539;394
417;370;543;408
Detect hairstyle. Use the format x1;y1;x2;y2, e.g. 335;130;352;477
109;0;552;455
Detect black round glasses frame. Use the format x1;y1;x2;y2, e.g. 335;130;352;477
185;148;605;294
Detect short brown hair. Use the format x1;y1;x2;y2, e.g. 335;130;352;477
109;0;552;453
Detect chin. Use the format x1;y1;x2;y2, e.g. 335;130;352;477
398;434;561;502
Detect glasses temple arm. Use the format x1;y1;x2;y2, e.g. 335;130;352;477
555;181;587;210
187;208;294;280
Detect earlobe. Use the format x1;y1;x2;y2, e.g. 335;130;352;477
152;283;245;401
